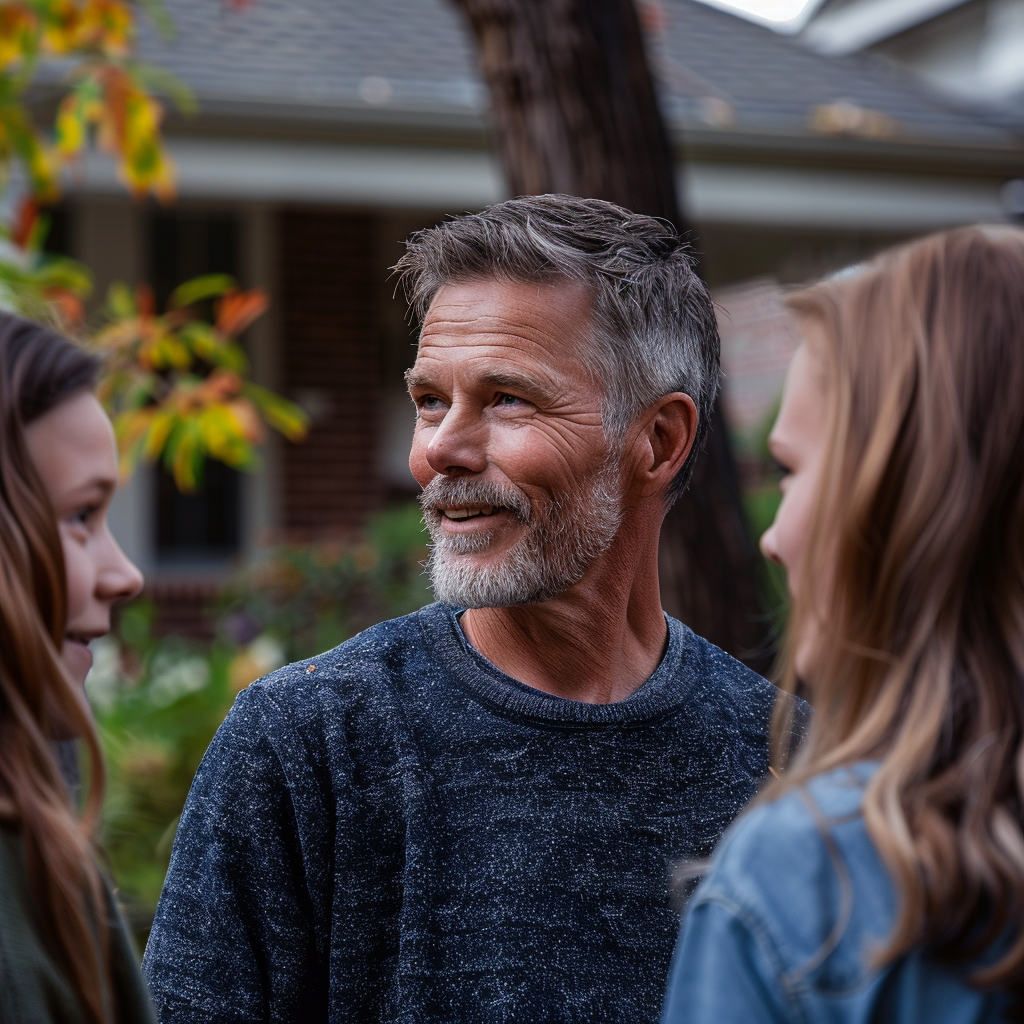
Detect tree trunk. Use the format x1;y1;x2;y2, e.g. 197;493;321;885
451;0;770;668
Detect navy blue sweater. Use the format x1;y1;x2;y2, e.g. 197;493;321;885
142;603;781;1023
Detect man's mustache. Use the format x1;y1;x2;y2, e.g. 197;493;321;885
419;476;532;525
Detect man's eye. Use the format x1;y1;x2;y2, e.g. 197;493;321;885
497;393;521;407
419;395;442;410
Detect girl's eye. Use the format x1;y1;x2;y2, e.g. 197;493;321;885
69;506;98;527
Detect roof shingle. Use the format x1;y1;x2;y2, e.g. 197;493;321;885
136;0;1019;148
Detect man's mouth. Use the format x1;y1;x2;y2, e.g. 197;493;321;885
442;505;497;521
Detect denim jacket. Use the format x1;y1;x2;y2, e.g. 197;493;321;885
662;763;1009;1024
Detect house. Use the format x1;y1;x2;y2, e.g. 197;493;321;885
797;0;1024;128
58;0;1022;629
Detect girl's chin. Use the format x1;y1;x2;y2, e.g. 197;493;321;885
61;638;94;685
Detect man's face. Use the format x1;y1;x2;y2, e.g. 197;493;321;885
407;277;623;607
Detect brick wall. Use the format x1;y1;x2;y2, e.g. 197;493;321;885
279;209;382;536
714;277;801;435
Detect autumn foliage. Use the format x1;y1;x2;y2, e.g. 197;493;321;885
0;0;184;200
93;274;308;492
0;0;308;490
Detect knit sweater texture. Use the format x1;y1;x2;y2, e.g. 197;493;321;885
142;603;781;1023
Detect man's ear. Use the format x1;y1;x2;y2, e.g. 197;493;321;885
632;393;698;499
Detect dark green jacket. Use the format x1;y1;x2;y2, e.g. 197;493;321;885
0;825;156;1024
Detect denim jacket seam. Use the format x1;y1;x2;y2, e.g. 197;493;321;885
692;888;811;1023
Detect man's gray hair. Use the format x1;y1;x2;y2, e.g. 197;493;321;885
395;194;720;503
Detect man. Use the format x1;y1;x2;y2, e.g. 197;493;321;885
143;195;789;1023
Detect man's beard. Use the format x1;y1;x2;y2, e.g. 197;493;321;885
419;454;624;608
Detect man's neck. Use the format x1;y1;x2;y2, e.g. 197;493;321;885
459;526;667;704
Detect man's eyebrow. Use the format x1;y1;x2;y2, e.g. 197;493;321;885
404;368;431;391
479;370;557;404
404;367;558;405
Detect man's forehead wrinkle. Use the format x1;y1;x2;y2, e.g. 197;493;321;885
409;347;573;392
414;332;587;385
419;312;564;342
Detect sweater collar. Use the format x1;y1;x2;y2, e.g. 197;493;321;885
418;602;703;728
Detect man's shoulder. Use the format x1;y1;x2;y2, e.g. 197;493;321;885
670;618;781;714
243;603;446;712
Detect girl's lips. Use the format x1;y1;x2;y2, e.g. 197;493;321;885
62;637;94;683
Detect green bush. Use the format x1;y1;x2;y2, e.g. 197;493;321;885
219;502;432;662
89;602;238;941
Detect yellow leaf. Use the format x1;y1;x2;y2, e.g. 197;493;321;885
171;425;201;492
55;97;86;156
143;409;176;461
0;6;39;72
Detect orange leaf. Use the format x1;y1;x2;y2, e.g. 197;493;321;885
227;398;266;445
98;65;131;150
45;289;85;326
215;288;268;338
197;368;244;404
11;197;38;250
135;282;155;318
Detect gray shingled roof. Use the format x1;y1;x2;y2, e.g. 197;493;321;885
137;0;1018;148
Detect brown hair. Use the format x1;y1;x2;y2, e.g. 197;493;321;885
0;312;114;1023
773;225;1024;1003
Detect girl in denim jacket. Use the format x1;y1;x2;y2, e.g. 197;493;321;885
663;226;1024;1024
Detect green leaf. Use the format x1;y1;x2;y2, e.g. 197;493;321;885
166;417;204;492
135;0;178;41
178;321;248;372
168;274;235;309
125;58;197;114
107;281;137;320
34;255;92;297
198;405;254;468
242;383;310;442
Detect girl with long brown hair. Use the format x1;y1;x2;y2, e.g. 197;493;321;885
662;225;1024;1023
0;311;152;1023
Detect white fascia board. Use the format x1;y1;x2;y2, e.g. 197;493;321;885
68;137;1006;230
803;0;972;55
71;137;507;210
680;162;1006;228
689;0;826;33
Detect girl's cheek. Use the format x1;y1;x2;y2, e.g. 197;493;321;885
60;532;93;622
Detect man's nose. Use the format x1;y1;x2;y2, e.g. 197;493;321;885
424;401;488;476
97;527;145;606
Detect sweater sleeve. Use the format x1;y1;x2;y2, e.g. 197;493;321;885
141;685;329;1024
661;895;797;1024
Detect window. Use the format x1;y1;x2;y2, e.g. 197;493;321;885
150;210;243;565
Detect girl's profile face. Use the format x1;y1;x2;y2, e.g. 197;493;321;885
23;391;143;687
761;340;829;676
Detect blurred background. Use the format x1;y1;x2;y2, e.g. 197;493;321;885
4;0;1023;942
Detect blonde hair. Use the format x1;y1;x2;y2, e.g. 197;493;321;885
775;225;1024;1000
